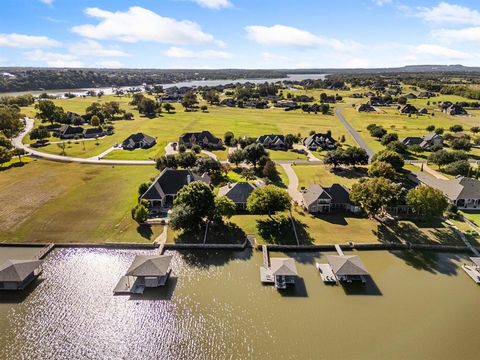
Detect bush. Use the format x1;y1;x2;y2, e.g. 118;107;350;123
451;138;471;151
443;160;471;176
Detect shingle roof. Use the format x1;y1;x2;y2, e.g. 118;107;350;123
327;255;369;276
122;133;156;148
218;182;262;204
270;258;298;276
0;260;43;282
411;172;480;201
302;183;350;207
179;131;221;145
126;255;172;277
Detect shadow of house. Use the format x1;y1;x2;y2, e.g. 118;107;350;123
278;277;308;297
340;276;382;296
0;278;43;304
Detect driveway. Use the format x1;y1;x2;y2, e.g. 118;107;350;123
280;163;303;204
335;105;374;160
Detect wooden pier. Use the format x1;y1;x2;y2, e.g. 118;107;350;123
262;245;269;267
462;257;480;284
113;276;144;294
316;263;338;283
35;243;54;260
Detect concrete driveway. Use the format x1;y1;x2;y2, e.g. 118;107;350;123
280;163;303;205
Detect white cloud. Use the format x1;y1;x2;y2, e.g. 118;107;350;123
192;0;232;9
373;0;392;6
24;50;84;67
164;46;233;59
432;26;480;43
39;0;54;5
95;60;123;68
245;24;361;51
0;33;60;48
412;2;480;26
72;6;224;46
71;40;130;57
414;44;472;59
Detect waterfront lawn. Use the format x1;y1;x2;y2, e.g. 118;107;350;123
461;211;480;226
0;160;162;243
24;94;356;160
292;164;367;189
166;222;246;244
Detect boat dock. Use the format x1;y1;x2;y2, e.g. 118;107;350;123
462;257;480;284
35;243;54;260
113;276;144;295
260;245;273;283
316;263;338;283
334;244;344;256
262;245;270;267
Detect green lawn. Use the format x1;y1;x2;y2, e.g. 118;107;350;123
23;94;356;160
0;160;162;243
292;164;367;189
462;211;480;226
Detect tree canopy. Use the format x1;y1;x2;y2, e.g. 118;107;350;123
246;185;291;218
406;185;448;218
350;177;401;216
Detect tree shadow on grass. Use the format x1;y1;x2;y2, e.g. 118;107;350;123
257;215;314;245
137;225;154;240
331;166;368;180
206;222;247;244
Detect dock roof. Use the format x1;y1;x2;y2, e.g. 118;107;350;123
327;255;369;276
0;259;42;282
270;258;298;276
126;254;173;277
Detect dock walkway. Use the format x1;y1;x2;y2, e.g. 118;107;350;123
316;263;337;283
113;276;144;294
462;265;480;284
35;243;54;260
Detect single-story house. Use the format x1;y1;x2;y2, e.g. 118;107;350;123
418;107;429;114
83;128;105;139
256;134;288;150
220;98;236;107
444;104;468;116
357;103;376;112
410;173;480;210
302;184;360;213
140;168;211;208
405;93;417;99
401;132;443;149
179;131;223;149
217;181;264;210
66;111;86;124
122;133;156;150
303;133;337;151
55;124;85;139
0;259;43;290
400;104;418;114
274;101;298;109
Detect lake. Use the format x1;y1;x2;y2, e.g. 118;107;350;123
0;248;478;360
0;74;327;97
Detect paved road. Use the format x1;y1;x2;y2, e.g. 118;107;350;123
280;163;303;204
13;118;155;166
335;105;374;159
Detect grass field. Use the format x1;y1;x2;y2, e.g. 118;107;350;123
23;94;356;160
0;160;162;243
292;164;367;189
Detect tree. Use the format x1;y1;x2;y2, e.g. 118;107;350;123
426;125;435;132
471;126;480;133
101;101;123;120
203;89;220;105
406;185;448;218
449;124;463;133
244;143;268;168
156;154;178;170
241;168;256;181
163;103;175;113
57;142;66;156
428;150;467;169
386;140;407;154
171;181;215;229
200;105;208;112
324;148;344;169
191;144;202;154
124;112;134;120
368;161;396;180
195;157;221;174
132;200;149;223
370;126;387;139
372;150;404;171
228;149;246;167
435;127;444;135
11;148;25;163
90;115;100;127
246;185;291;219
181;91;198;110
224;131;235;146
451;138;471;151
444;160;470;176
0;137;12;149
343;147;369;167
381;132;398;146
0;105;24;138
262;159;278;180
211;196;237;223
130;93;144;106
86;102;104;122
0;146;12;167
138;182;150;196
350;177;401;217
35;100;57;124
408;144;424;155
30;128;50;142
138;98;158;116
177;152;197;168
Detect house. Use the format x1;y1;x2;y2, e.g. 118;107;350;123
444;104;468;116
0;259;43;290
83;127;105;139
410;173;480;210
66;111;86;125
405;93;417;99
302;184;359;213
122;133;156;150
55;124;85;139
418;91;436;98
357;103;376;112
273;101;298;110
220;98;236;107
418;107;429;114
364;91;375;97
257;134;288;150
401;133;443;149
303;133;337;151
217;181;264;210
159;94;182;102
140;168;211;208
179;131;223;149
400;104;418;114
270;258;298;289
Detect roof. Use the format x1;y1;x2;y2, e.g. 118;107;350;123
122;133;156;147
327;255;369;276
126;254;172;277
0;259;43;282
423;133;440;142
302;183;350;207
218;182;262;204
402;137;423;146
257;134;285;145
270;258;298;276
141;168;211;200
180;131;221;145
304;133;336;148
411;172;480;201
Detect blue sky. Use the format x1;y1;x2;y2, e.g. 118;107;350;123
0;0;479;68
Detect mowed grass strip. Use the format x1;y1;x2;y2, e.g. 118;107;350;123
0;160;162;243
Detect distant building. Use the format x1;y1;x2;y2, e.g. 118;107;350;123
302;184;359;213
357;103;376;112
256;134;288;150
83;128;105;139
418;107;429;114
220;98;236;107
401;132;443;149
179;131;223;149
400;104;418;114
140;168;211;208
218;181;264;210
444;104;468;116
303;133;337;151
55;125;85;139
122;133;156;150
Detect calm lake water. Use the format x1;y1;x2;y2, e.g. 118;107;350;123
0;248;478;360
0;74;327;97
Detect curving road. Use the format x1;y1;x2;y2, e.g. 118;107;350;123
12;118;155;166
335;105;374;159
